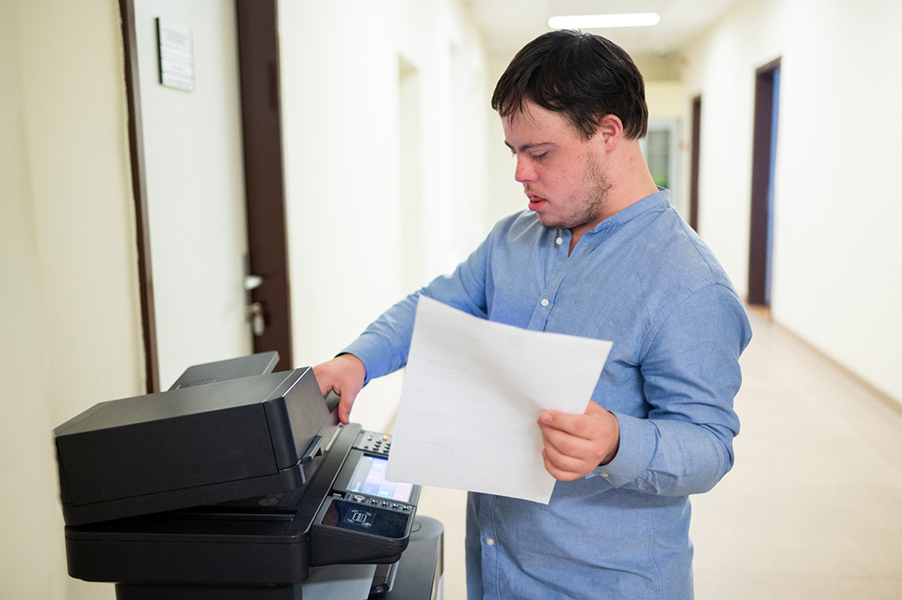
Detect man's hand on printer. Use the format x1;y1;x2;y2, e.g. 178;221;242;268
538;401;620;481
313;354;367;424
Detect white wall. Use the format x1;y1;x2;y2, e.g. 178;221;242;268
681;0;902;402
278;0;491;431
0;0;142;599
484;55;530;226
0;0;493;594
134;0;252;389
0;4;68;598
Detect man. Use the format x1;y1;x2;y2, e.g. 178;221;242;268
314;30;751;599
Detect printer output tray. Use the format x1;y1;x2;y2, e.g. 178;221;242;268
64;423;413;586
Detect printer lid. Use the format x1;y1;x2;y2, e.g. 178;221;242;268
55;363;337;526
168;351;280;390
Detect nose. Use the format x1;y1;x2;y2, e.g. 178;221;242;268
514;155;536;184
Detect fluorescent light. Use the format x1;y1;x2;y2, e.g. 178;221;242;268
548;12;661;29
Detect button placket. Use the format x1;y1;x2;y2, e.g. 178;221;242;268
525;231;577;329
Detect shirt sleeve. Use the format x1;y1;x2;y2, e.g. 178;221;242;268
340;227;494;384
590;283;751;496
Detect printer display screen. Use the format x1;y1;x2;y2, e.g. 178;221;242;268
346;456;413;503
321;499;409;539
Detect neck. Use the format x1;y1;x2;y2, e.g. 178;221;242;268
568;140;658;250
603;141;660;217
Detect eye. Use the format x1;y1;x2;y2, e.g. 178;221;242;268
531;152;548;162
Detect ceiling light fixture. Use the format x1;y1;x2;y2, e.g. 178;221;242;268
548;12;661;30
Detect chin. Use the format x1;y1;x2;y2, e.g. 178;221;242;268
536;214;565;230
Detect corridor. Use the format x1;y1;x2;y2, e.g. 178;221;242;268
417;309;902;599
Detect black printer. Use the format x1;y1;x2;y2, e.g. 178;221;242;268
54;353;443;599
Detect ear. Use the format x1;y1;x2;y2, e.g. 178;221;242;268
596;114;624;149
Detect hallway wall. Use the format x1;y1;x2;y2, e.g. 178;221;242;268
0;1;491;596
278;0;491;431
680;0;902;403
0;0;142;598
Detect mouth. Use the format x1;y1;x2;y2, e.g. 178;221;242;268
527;194;547;211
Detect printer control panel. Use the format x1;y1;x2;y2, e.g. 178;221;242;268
345;493;413;514
329;430;416;516
311;428;420;566
353;430;392;456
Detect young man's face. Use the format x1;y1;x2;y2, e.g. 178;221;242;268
502;101;612;238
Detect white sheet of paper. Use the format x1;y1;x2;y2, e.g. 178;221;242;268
386;297;613;504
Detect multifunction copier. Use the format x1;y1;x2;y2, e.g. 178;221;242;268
53;353;443;599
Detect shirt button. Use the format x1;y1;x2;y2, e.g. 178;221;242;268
555;237;563;245
599;472;610;478
541;299;549;307
486;538;495;546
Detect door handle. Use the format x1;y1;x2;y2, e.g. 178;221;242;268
244;274;263;290
246;301;265;336
244;272;265;336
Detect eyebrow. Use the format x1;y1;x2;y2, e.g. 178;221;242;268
504;141;555;154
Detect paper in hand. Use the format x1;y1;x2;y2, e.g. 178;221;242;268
386;296;613;504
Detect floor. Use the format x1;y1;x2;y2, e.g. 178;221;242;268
414;309;902;599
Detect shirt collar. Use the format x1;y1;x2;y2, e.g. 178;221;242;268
586;187;671;235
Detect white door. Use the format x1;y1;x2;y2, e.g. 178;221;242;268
135;0;251;388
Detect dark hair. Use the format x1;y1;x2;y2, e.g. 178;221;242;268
491;30;648;140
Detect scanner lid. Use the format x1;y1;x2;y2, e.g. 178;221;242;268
55;361;336;526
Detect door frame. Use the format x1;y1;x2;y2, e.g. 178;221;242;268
748;57;781;307
118;0;292;392
119;0;159;392
689;94;702;233
235;0;293;374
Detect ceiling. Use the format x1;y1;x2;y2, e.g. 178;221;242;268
466;0;745;61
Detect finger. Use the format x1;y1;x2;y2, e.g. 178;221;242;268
539;420;593;458
539;419;598;477
539;418;603;472
541;430;597;470
338;391;359;424
542;448;588;482
539;405;595;440
539;406;620;468
311;364;332;397
312;356;366;424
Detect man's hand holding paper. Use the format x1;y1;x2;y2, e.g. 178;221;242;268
538;400;620;481
386;297;613;504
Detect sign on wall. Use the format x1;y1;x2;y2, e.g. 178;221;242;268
156;18;195;92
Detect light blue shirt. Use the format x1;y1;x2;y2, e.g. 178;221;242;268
343;189;752;599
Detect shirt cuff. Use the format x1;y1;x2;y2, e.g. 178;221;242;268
340;334;394;385
587;411;656;487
